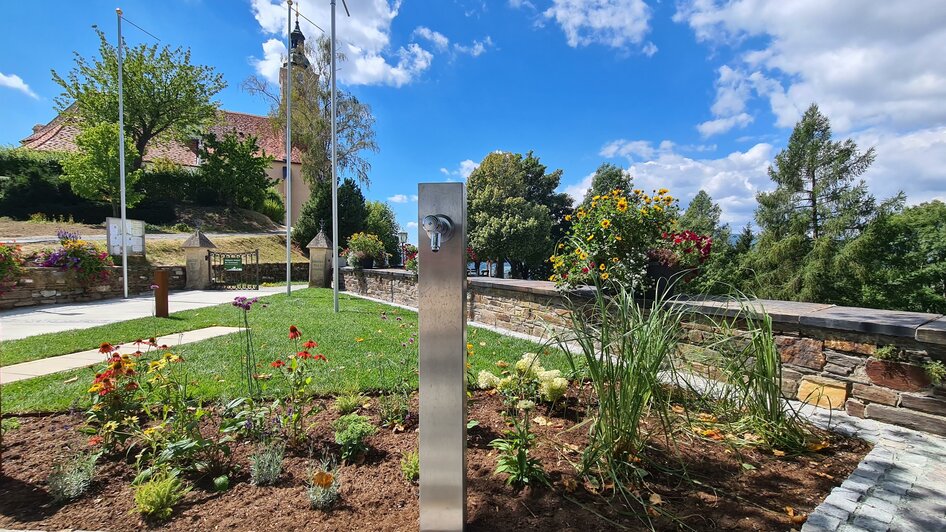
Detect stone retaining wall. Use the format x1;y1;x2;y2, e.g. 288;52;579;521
0;265;186;310
341;267;946;436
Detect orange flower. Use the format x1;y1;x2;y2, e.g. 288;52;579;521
271;359;286;368
99;342;114;354
303;340;318;349
288;325;301;340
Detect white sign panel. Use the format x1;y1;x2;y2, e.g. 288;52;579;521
106;217;146;256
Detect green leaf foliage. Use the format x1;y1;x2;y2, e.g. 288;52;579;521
364;201;402;265
292;177;366;249
194;132;275;210
60;122;143;217
53;26;225;170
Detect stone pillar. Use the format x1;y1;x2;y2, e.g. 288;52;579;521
182;230;216;290
307;230;332;288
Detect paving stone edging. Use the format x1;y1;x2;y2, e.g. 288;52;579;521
799;403;946;532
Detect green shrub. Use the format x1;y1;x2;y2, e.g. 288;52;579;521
334;393;366;415
400;450;419;483
249;439;285;486
332;414;376;461
48;451;99;503
259;190;285;224
1;417;21;435
133;471;190;520
345;232;386;263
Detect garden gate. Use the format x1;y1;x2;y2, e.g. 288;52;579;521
207;249;260;290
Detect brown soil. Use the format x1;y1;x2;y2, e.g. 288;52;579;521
0;391;869;531
0;219;105;239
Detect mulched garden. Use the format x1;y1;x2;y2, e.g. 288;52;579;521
1;389;869;531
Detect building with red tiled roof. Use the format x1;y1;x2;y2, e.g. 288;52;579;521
20;21;313;223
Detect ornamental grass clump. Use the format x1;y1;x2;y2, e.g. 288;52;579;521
48;451;100;503
558;279;681;492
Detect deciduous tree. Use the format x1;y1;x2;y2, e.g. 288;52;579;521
61;123;142;217
53;27;225;170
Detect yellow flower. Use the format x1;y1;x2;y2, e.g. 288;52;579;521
548;275;557;281
558;243;564;249
88;382;104;394
611;257;619;263
601;272;610;280
586;234;594;241
599;263;606;271
654;205;663;212
591;201;597;208
612;189;622;196
616;200;628;212
564;214;572;221
579;252;588;260
593;195;601;200
615;236;623;241
600;219;611;229
467;343;474;352
634;189;642;195
575;248;582;256
658;188;669;195
576;210;586;219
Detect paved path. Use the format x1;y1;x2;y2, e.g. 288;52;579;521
0;326;243;385
800;403;946;532
1;230;285;245
0;285;303;342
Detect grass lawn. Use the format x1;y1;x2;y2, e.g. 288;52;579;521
0;288;565;413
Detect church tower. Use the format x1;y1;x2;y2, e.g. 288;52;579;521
279;9;310;103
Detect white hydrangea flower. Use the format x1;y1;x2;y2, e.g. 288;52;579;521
476;370;501;390
515;353;542;376
540;377;569;403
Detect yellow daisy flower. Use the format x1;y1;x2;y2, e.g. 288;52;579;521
600;219;611;229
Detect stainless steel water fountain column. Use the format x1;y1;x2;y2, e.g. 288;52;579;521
418;182;467;531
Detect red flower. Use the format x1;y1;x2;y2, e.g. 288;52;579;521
303;340;318;349
148;337;157;346
313;354;327;362
581;267;589;274
297;351;313;359
159;344;169;350
288;325;301;340
88;435;103;447
271;359;286;368
99;342;114;354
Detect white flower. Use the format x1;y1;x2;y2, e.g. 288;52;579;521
476;370;501;390
540;377;569;403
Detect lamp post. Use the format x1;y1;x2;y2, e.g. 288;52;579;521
397;231;408;265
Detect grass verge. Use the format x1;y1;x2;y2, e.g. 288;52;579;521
1;288;563;413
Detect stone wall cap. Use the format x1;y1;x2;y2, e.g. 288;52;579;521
181;230;216;249
798;306;941;338
916;316;946;346
307;231;332;249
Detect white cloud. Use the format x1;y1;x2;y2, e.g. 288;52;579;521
0;73;38;99
406;221;418;229
543;0;652;50
387;194;418;203
676;0;946;133
563;139;775;227
413;26;449;51
252;39;288;84
509;0;536;9
441;159;479;180
696;65;755;136
455;36;494;57
641;41;658;57
697;113;753;137
250;0;434;87
855;126;946;205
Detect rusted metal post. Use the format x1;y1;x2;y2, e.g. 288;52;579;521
154;269;169;318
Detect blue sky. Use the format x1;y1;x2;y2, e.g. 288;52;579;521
2;1;944;243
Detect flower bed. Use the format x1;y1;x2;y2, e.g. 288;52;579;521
0;387;868;531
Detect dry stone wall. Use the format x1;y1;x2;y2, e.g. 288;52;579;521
341;267;946;436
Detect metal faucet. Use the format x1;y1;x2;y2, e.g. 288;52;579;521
422;214;454;253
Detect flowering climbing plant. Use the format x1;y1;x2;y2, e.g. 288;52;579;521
550;188;679;289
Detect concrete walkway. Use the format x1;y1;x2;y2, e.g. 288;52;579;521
0;285;304;342
1;230;285;245
0;326;242;385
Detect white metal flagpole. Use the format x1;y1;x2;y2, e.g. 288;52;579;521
331;0;339;313
116;8;128;299
285;0;293;296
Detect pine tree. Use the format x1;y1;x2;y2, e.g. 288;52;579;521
581;163;632;206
